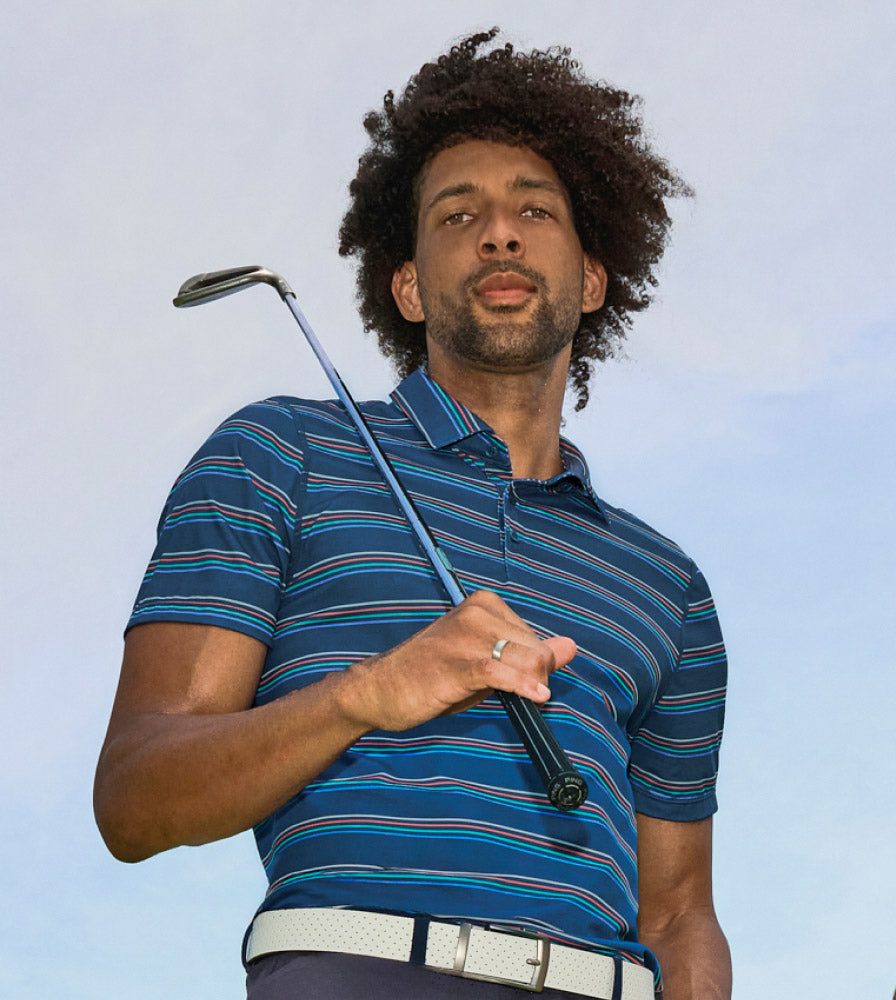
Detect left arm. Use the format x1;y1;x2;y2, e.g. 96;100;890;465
636;813;731;1000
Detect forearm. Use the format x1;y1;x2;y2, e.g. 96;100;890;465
96;594;572;864
94;669;368;862
640;907;731;1000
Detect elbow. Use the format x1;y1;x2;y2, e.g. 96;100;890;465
96;822;158;865
93;789;155;864
98;832;156;865
93;757;165;864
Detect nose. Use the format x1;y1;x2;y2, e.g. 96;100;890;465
478;208;523;259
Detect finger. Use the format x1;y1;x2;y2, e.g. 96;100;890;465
485;635;577;702
487;634;576;674
480;641;554;703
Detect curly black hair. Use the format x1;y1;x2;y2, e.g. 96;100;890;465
338;28;691;410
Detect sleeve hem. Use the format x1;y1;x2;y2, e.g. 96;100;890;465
632;789;718;823
124;612;274;648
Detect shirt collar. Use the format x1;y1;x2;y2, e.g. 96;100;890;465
390;367;609;522
390;367;491;449
556;437;610;522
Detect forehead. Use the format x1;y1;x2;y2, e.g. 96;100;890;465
416;140;569;209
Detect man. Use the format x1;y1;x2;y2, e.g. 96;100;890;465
95;29;731;1000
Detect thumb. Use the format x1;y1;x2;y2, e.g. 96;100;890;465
542;635;577;670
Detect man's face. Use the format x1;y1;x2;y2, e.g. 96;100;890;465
391;140;605;373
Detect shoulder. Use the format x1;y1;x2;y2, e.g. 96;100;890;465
192;394;404;473
213;395;399;439
202;395;358;460
602;501;685;554
596;497;699;582
597;504;722;627
559;435;697;581
590;495;723;621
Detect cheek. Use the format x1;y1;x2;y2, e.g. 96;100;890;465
415;249;455;300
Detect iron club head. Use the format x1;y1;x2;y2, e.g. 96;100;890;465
173;266;293;307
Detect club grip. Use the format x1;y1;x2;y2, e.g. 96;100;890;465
497;691;589;810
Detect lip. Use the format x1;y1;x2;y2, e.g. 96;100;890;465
474;271;537;305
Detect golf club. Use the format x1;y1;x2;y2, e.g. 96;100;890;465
174;265;588;811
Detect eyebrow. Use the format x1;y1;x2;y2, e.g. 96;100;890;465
423;176;567;215
424;182;477;214
509;177;565;196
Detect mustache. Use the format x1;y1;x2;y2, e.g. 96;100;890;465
463;261;546;294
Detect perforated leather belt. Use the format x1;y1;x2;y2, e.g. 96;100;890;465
245;908;655;999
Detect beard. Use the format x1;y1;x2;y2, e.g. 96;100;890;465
420;264;583;370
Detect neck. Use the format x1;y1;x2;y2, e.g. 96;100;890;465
426;344;569;480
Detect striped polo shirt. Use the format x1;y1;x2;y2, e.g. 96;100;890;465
129;368;727;978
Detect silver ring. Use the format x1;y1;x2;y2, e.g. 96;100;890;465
491;638;510;660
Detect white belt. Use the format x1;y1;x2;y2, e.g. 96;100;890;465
246;908;655;999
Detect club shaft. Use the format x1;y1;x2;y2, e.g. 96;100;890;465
282;294;588;811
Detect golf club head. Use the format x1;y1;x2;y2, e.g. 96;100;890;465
173;266;293;307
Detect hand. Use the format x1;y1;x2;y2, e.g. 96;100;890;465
336;589;577;732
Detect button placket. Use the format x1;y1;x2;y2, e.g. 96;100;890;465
503;482;522;574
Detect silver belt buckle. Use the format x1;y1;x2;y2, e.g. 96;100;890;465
447;922;551;992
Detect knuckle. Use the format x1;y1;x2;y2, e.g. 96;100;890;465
535;645;555;670
457;603;488;633
472;589;502;612
479;650;502;676
526;645;554;680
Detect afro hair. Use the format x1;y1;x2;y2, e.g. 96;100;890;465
338;28;691;409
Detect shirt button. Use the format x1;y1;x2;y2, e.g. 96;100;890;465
508;528;521;544
485;444;498;458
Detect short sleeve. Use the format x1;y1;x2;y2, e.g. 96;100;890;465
628;565;727;821
126;399;305;646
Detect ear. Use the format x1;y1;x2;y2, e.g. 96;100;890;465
581;255;607;314
391;261;425;323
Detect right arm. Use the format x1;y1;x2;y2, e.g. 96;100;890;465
94;590;575;862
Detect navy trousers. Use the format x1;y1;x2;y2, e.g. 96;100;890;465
246;952;603;999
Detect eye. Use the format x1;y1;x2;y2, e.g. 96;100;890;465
442;211;473;225
522;206;552;220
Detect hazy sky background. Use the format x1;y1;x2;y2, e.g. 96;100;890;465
2;2;894;997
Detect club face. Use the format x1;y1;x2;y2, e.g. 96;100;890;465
173;266;292;307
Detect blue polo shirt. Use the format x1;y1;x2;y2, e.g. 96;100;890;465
129;368;727;976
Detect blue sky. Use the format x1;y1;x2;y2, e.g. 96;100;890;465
2;2;894;997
